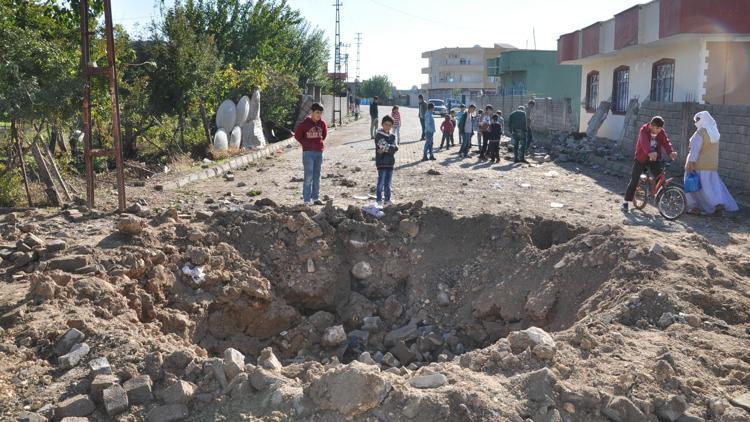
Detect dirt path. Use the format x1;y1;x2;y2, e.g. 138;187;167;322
119;105;749;258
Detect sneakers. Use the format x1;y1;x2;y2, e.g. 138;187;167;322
421;156;429;162
313;200;324;206
304;201;313;206
384;200;393;206
429;155;436;161
376;201;384;207
620;202;629;212
520;159;530;164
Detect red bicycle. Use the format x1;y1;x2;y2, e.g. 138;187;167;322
632;162;687;220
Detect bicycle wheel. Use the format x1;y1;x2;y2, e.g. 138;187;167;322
633;182;648;210
656;186;687;220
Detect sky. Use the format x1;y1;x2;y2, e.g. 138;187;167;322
114;0;642;89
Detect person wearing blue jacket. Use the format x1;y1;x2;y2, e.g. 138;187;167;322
422;103;436;161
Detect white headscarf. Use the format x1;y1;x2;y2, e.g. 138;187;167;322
694;111;720;143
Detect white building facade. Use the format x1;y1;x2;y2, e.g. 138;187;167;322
421;44;515;101
559;0;750;140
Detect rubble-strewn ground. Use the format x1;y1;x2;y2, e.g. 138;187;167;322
2;108;749;421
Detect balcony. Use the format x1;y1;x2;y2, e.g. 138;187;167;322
421;67;430;74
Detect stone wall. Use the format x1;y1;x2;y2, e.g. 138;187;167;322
622;101;750;192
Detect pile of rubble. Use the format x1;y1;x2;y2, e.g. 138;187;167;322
2;202;750;421
529;133;625;164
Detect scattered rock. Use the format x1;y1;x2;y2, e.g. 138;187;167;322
351;261;373;280
88;357;112;376
649;243;664;255
123;374;153;405
47;255;92;273
306;361;391;417
657;395;688;421
55;328;86;355
358;352;377;365
384;323;418;347
321;325;347;348
145;404;189;422
102;384;129;416
59;342;90;369
90;374;119;401
223;348;245;380
54;395;95;419
158;380;196;405
602;396;646;422
362;316;383;331
409;373;447;389
729;392;750;412
117;215;145;236
508;326;556;354
522;367;557;402
258;347;283;371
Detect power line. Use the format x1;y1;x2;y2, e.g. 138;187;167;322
368;0;450;26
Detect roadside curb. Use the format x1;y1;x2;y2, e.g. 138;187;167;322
154;137;298;191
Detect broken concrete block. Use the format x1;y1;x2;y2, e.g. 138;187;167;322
145;404;189;422
59;342;90;369
55;328;85;355
47;255;92;273
223;348;245;381
384;323;418;347
210;358;228;389
102;384;128;416
90;374;119;402
158;380;196;405
88;357;112;376
123;374;153;405
249;367;287;391
54;394;95;419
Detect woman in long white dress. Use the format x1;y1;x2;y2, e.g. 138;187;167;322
684;111;739;215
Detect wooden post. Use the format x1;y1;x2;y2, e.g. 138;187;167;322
31;140;62;207
199;100;212;146
42;143;72;201
11;120;33;207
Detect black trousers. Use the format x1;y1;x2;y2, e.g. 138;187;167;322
624;160;663;201
487;140;500;160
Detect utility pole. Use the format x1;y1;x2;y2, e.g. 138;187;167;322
355;32;362;100
332;0;342;127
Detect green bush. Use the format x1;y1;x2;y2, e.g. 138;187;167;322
0;166;22;207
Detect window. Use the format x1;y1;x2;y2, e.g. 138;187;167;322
612;66;630;114
651;59;675;102
460;58;467;65
585;71;599;112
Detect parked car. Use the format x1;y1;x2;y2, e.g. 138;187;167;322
429;99;448;116
446;98;465;112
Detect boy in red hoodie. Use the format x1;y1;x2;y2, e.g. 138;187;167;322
294;102;328;205
622;116;678;212
438;113;455;150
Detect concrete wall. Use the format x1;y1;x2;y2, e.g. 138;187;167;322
705;41;750;105
476;95;576;134
621;100;750;192
578;38;705;139
294;94;349;129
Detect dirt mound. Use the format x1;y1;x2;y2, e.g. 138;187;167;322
1;203;749;421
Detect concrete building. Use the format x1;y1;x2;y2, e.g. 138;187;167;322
487;50;582;126
421;43;516;101
558;0;750;140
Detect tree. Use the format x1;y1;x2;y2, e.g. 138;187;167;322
359;75;393;100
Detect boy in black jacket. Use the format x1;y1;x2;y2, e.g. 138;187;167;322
486;114;503;163
374;115;398;206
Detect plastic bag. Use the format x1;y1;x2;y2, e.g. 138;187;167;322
684;172;701;193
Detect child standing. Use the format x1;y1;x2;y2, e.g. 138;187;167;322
458;104;476;158
486;114;503;163
374;115;398;206
294;102;328;205
422;103;436;161
391;105;402;145
439;113;454;150
450;110;457;146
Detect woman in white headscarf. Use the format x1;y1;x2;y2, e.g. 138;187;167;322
684;111;739;215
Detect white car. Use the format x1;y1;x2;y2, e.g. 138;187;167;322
429;99;448;116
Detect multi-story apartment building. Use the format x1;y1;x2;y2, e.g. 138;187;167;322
421;43;516;101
